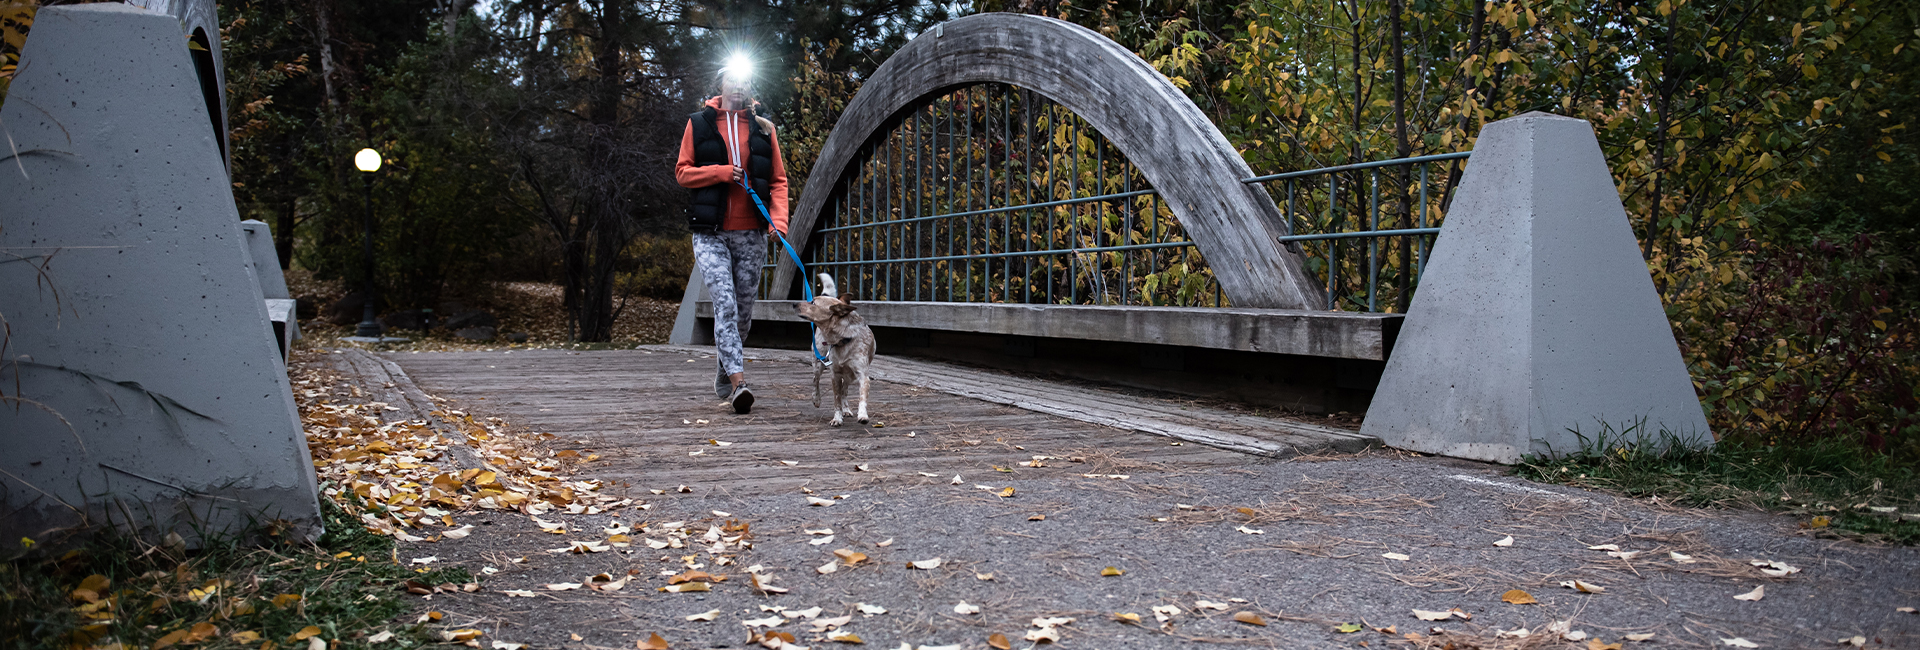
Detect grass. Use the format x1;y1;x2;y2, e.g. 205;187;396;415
1514;424;1920;544
1;498;471;649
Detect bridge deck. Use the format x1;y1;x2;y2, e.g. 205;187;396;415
375;346;1373;497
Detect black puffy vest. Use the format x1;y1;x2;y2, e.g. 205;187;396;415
687;105;774;232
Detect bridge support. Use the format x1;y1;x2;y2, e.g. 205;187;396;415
0;4;322;551
1361;113;1711;463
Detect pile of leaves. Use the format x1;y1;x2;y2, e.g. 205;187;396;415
0;499;471;650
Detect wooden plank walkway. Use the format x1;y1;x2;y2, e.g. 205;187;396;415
379;346;1372;497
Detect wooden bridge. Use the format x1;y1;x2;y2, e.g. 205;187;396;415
345;344;1378;500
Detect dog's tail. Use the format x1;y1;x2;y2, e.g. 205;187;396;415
816;273;839;298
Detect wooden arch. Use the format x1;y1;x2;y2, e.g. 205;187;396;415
775;13;1323;309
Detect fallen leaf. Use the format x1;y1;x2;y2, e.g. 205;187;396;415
1232;612;1267;626
1382;552;1411;561
1606;550;1642;560
1588;639;1625;650
877;538;894;547
817;560;839;574
987;633;1011;650
1236;526;1264;535
976;573;994;581
1493;535;1513;547
954;601;980;615
492;643;526;650
908;558;943;570
1024;627;1060;643
685;610;721;622
234;631;265;643
834;549;869;565
997;487;1016;498
1412;609;1455;621
742;616;787;628
1334;623;1362;633
1839;635;1866;647
782;461;800;466
545;582;584;591
1751;560;1801;577
806;528;834;535
444;525;476;539
637;632;670;650
1151;605;1180;622
811;615;853;631
443;629;484;642
807;497;835;507
1100;566;1123;577
1734;585;1766;601
501;589;537;597
857;603;888;615
1670;552;1697;563
1722;638;1759;648
1900;607;1917;614
1560;580;1606;594
1626;633;1656;642
1194;600;1229;610
1587;544;1621;551
811;535;837;546
1501;589;1538;605
668;571;714;584
951;475;963;485
1113;613;1142;624
827;630;864;644
659;582;709;593
750;572;788;594
411;556;439;564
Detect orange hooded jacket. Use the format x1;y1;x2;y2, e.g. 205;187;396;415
675;96;790;234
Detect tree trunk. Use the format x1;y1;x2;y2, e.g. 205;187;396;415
1390;0;1412;313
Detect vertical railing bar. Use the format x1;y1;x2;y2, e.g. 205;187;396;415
1327;174;1337;310
1006;83;1021;302
1045;99;1056;304
913;107;923;301
1121;161;1132;306
1418;162;1429;282
1022;91;1034;304
1068;110;1079;305
1368;168;1379;313
962;86;973;301
1094;125;1105;304
942;94;953;302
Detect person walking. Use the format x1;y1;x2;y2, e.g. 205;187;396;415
675;60;789;414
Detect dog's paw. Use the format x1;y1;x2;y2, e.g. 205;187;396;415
829;417;843;427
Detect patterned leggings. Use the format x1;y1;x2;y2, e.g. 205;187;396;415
693;229;767;386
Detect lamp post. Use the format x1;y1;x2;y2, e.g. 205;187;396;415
352;148;383;338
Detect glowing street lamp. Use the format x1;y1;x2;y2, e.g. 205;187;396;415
352;148;383;338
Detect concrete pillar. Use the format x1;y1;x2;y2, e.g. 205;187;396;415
1360;113;1711;463
0;4;322;549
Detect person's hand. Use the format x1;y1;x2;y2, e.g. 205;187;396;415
730;166;744;183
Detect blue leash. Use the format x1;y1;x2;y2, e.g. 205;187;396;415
739;179;829;365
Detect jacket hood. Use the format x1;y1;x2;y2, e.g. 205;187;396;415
704;96;762;113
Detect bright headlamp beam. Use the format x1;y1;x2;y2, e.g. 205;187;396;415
723;52;753;80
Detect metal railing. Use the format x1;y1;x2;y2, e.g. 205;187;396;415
770;82;1472;314
768;83;1223;308
1244;151;1471;312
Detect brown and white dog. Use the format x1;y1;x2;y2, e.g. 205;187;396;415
793;274;876;427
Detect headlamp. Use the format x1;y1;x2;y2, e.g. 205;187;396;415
722;52;754;82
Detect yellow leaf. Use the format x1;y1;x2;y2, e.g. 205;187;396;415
637;632;669;649
443;629;483;642
987;633;1012;650
273;593;302;608
833;549;868;565
827;630;864;644
1588;639;1624;650
1100;566;1123;576
1501;589;1538;604
1232;611;1267;626
152;629;192;650
291;626;322;641
187;622;219;641
1113;612;1142;624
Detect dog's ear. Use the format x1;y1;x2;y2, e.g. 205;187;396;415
830;296;855;317
837;294;853;306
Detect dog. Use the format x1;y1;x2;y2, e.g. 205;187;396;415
793;274;875;427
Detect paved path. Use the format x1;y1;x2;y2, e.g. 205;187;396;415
318;346;1920;650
